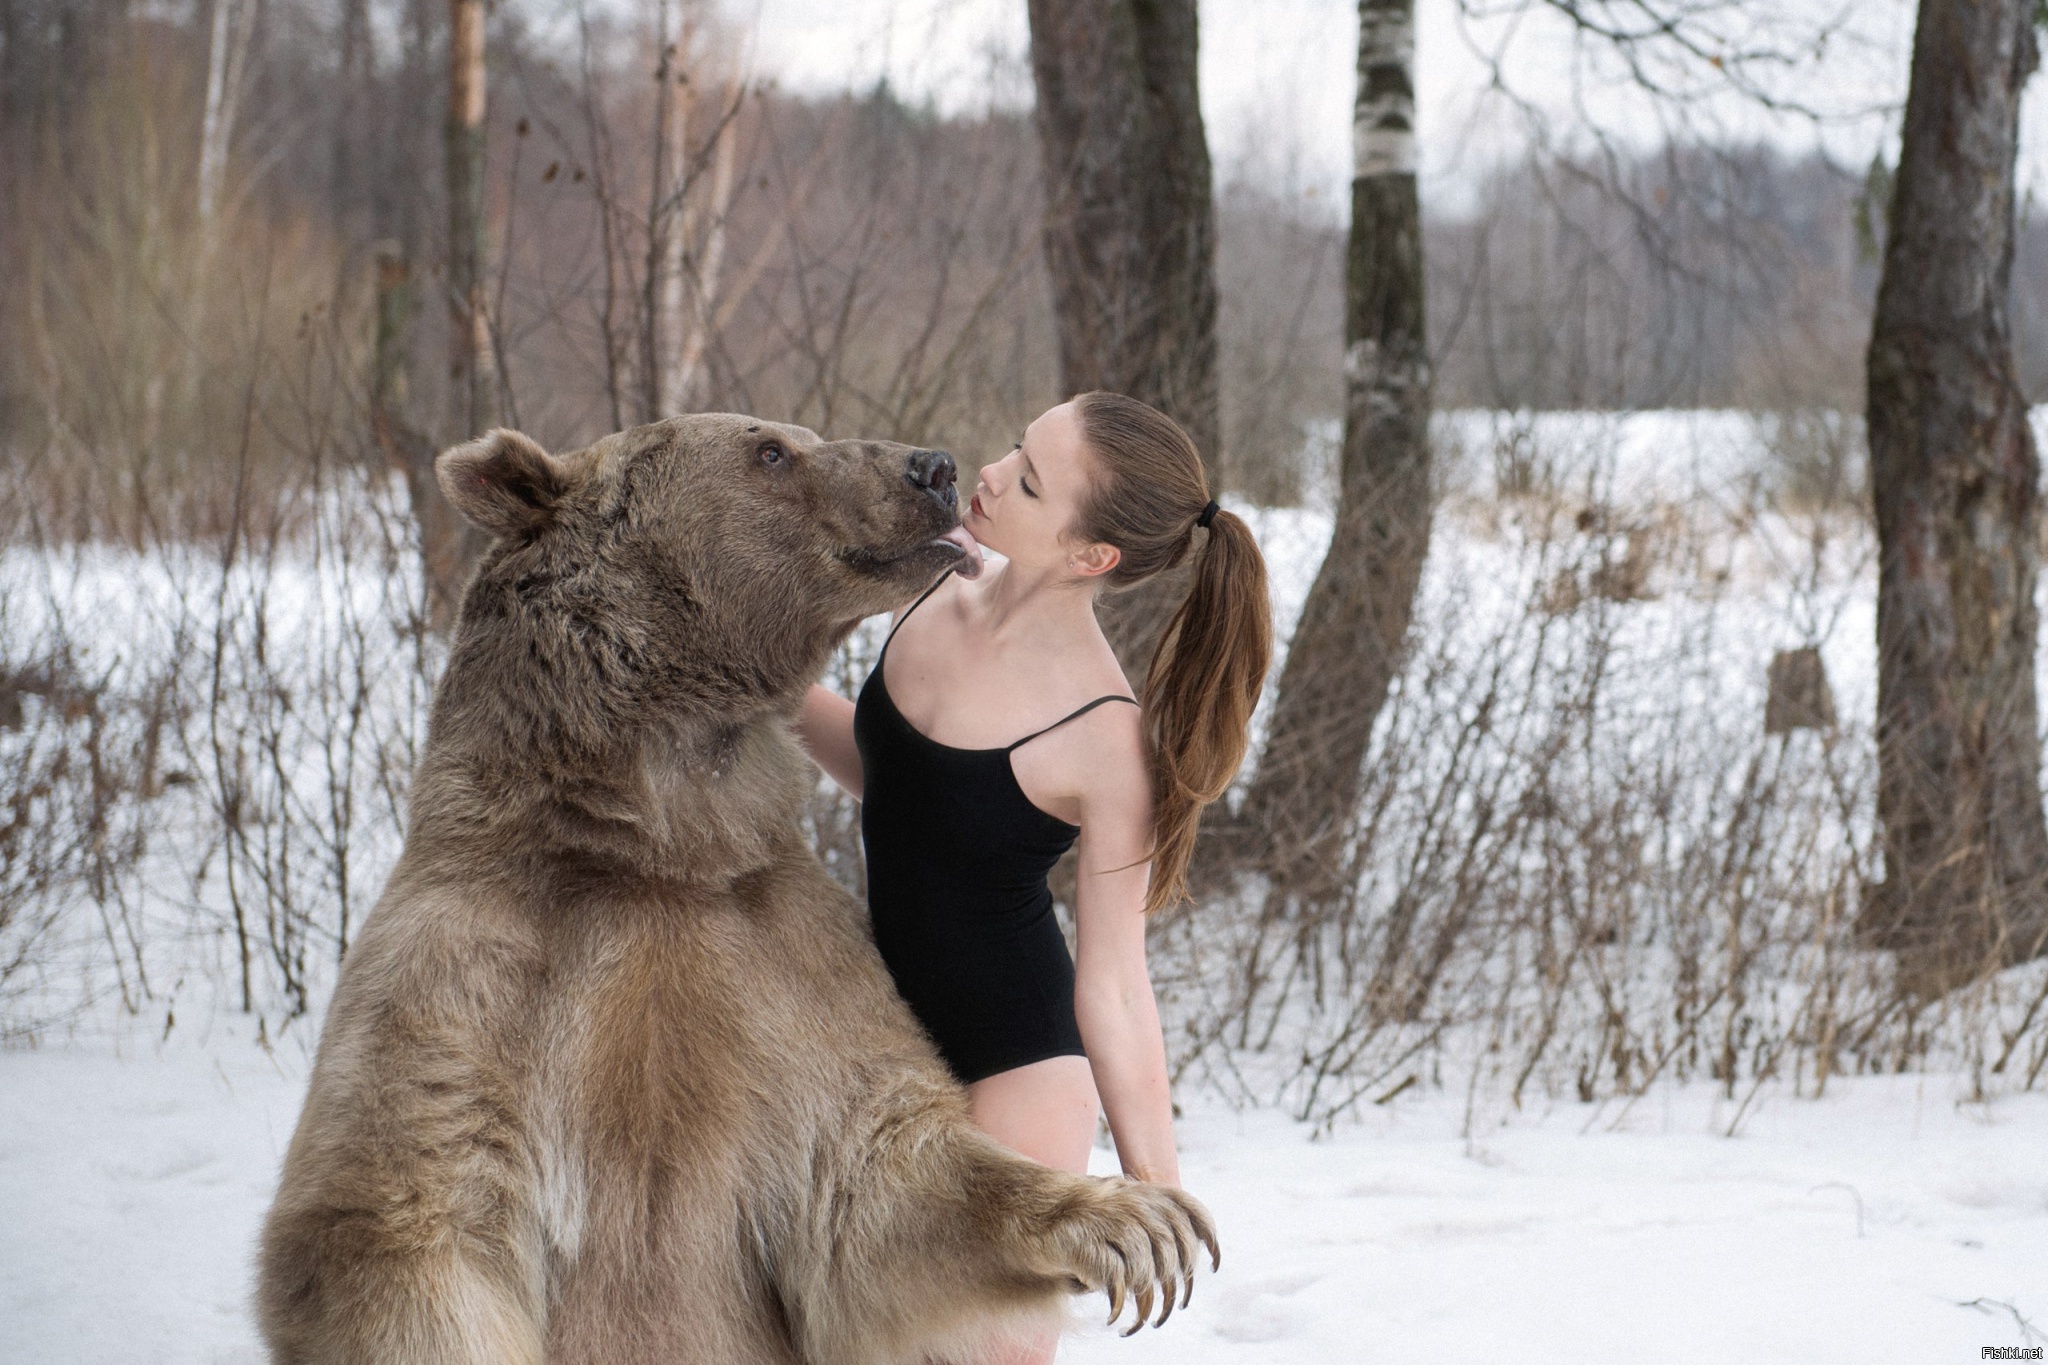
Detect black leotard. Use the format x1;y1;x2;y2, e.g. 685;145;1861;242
853;578;1138;1084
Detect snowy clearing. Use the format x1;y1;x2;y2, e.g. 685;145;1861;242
3;1023;2043;1364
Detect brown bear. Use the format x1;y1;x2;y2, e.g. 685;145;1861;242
255;415;1216;1364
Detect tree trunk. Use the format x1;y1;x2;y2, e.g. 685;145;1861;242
1026;0;1220;675
370;244;466;633
395;0;436;258
196;0;255;235
445;0;494;443
332;0;371;240
1228;0;1431;902
425;0;493;625
0;0;24;136
189;0;256;411
642;0;687;422
1864;0;2048;993
672;104;737;411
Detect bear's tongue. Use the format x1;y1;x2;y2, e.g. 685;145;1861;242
937;524;983;579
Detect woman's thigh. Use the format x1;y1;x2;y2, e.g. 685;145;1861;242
965;1055;1100;1174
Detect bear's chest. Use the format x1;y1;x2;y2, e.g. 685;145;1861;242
526;882;862;1254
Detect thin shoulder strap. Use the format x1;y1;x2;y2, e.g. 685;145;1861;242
879;575;951;657
1005;694;1140;753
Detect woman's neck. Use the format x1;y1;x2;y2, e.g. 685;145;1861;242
971;555;1100;643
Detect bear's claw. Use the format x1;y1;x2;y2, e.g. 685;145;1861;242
1046;1177;1218;1336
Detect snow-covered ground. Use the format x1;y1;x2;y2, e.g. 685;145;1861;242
4;1022;2044;1363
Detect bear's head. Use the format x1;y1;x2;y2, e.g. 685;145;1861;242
412;415;976;876
437;413;976;700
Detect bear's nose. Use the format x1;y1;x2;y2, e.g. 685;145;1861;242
905;449;958;507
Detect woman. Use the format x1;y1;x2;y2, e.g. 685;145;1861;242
798;392;1269;1352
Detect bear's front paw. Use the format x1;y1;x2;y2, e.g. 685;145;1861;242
1045;1178;1219;1335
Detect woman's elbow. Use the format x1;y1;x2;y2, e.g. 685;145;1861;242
1074;976;1153;1033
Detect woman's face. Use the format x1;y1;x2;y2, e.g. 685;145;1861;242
964;402;1116;578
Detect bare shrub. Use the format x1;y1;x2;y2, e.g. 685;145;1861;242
1154;421;2048;1129
1214;152;1343;506
0;333;435;1039
1757;408;1866;516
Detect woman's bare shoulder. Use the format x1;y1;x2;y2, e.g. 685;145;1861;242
1061;702;1152;852
1018;687;1149;806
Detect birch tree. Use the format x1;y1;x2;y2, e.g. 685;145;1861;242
188;0;257;420
642;0;688;421
196;0;257;240
668;106;737;413
642;5;741;419
445;0;494;442
1232;0;1432;902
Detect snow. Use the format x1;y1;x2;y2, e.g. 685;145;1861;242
0;1028;307;1365
4;1026;2043;1364
1073;1083;2048;1363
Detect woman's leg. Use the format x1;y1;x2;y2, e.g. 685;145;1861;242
965;1056;1100;1363
967;1055;1099;1173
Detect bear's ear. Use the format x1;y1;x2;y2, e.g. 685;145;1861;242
436;429;577;538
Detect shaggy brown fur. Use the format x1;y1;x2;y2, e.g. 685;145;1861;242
255;415;1216;1365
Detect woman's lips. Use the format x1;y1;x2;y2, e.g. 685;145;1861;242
969;492;985;520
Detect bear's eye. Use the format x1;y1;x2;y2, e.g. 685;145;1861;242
758;441;789;468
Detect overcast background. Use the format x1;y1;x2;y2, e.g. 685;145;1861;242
731;0;2013;212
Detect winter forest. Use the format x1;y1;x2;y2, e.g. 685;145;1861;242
4;0;2048;1359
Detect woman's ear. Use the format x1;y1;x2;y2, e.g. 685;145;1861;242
1068;539;1122;579
436;429;577;538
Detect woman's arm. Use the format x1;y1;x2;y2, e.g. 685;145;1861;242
1067;716;1180;1188
798;685;863;799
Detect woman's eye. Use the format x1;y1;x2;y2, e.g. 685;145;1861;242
1020;476;1036;498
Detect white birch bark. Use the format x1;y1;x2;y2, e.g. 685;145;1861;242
446;0;494;438
188;0;258;418
671;94;737;411
648;0;689;416
1353;0;1415;179
197;0;257;231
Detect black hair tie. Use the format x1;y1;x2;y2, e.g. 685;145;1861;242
1196;499;1219;530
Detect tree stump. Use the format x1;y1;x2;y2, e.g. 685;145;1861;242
1765;647;1836;735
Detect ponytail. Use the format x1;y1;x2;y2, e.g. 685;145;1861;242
1138;508;1270;914
1070;392;1274;915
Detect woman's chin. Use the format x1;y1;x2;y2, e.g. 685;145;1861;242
964;524;1003;560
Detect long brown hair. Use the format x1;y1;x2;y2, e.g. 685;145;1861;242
1070;391;1272;915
